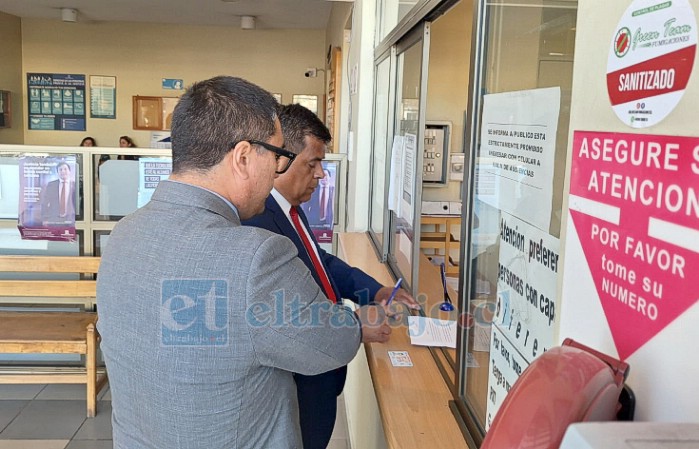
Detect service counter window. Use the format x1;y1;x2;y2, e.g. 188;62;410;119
93;154;172;221
0;152;84;223
93;230;111;257
0;145;171;256
369;53;394;255
93;155;140;221
387;24;429;291
0;225;83;259
456;0;577;442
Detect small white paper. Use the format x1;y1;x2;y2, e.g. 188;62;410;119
408;316;457;348
473;324;492;352
388;350;413;367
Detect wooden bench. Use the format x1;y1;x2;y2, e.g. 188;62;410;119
0;256;107;417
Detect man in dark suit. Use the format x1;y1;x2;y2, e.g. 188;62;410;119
40;161;76;225
243;103;419;449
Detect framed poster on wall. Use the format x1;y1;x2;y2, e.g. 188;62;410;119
90;75;116;119
27;73;86;131
292;94;319;116
133;96;179;131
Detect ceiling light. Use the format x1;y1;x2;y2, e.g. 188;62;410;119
240;15;256;30
61;8;78;23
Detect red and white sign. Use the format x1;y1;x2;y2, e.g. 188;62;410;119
607;0;697;128
568;130;699;359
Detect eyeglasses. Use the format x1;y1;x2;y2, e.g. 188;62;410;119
233;139;296;174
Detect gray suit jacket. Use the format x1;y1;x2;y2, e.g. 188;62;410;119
97;180;361;449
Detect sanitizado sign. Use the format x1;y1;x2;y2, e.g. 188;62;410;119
607;0;697;128
568;131;699;359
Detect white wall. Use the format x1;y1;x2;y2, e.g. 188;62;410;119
344;0;376;231
559;0;699;421
18;19;326;148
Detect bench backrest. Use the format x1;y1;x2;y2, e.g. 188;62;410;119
0;256;101;308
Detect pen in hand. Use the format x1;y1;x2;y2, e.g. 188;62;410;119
385;277;403;307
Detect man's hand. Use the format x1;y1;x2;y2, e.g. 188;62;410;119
355;305;391;343
374;286;421;310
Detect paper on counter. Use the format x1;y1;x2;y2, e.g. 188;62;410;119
408;316;457;348
388;350;414;367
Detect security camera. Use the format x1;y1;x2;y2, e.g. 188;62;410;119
304;68;317;78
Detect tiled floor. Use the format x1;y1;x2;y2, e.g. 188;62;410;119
0;383;350;449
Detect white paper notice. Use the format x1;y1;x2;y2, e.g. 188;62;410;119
401;133;417;224
387;135;404;214
408;316;457;348
485;325;530;431
477;87;560;231
494;212;559;359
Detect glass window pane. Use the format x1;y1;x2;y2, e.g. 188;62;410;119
94;156;140;221
389;40;423;288
376;0;421;45
0;153;84;222
370;57;392;246
460;0;578;434
0;226;82;257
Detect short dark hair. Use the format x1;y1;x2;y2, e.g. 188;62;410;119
80;137;96;146
278;104;331;154
56;161;71;172
170;76;279;173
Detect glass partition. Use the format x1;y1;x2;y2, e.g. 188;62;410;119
0;226;83;258
376;0;421;45
387;24;430;292
93;230;111;257
457;0;578;440
369;53;394;256
94;156;141;221
0;152;84;222
0;145;171;256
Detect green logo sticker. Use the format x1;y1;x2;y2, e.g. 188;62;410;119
614;27;632;57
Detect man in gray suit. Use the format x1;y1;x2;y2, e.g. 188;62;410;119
97;76;390;449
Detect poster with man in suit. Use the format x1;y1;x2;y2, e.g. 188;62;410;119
17;156;77;242
301;162;336;244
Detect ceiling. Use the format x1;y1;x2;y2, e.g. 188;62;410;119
0;0;353;29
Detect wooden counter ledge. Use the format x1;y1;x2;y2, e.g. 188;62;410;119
337;233;468;449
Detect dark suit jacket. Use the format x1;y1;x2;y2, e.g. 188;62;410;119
40;179;76;223
244;195;382;305
244;194;383;447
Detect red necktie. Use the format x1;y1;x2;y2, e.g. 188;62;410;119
289;206;337;303
59;182;66;216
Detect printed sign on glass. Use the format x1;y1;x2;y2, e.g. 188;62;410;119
17;155;78;242
607;0;697;127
